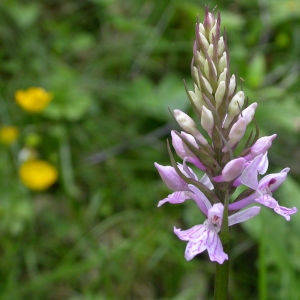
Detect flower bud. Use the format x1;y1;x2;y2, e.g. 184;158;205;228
239;102;257;125
199;23;206;37
189;90;204;111
192;66;200;87
209;23;217;43
215;81;226;109
244;134;277;161
204;12;215;33
202;76;213;94
218;52;227;73
214;157;246;182
199;32;209;51
173;109;208;145
181;132;199;157
196;51;205;66
171;131;186;159
204;59;217;79
218;68;227;86
207;44;214;58
201;106;214;137
218;37;225;57
194;83;202;97
224;118;247;151
154;163;188;191
173;109;197;132
172;131;206;171
228;74;236;97
223;91;245;128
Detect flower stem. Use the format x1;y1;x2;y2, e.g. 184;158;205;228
214;191;230;300
214;242;230;300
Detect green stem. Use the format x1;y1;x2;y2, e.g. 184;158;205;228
259;211;267;300
214;242;230;300
214;191;230;300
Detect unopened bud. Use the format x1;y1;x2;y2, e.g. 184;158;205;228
199;23;206;37
189;90;204;111
214;158;246;182
228;74;236;97
192;66;200;87
204;59;217;79
194;84;202;97
204;12;215;33
215;81;226;109
209;23;217;43
218;37;225;57
207;44;214;58
218;68;227;86
225;118;247;150
202;76;213;94
223;91;245;128
173;109;197;132
201;106;214;137
196;51;205;66
199;32;209;51
154;163;188;191
171;131;186;159
244;134;277;161
239;102;257;125
173;109;207;145
218;52;227;73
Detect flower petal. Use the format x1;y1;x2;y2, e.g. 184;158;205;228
240;154;264;190
274;205;297;221
154;163;188;191
257;152;268;175
200;173;214;190
256;194;297;221
206;230;228;264
174;224;206;241
188;184;212;211
174;225;209;261
228;191;260;211
244;134;276;161
171;131;186;159
221;158;246;181
258;168;289;192
185;191;209;215
158;191;189;207
228;206;261;226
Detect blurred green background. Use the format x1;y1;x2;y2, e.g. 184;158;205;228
0;0;300;299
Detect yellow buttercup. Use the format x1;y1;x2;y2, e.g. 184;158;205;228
19;159;58;191
15;87;53;113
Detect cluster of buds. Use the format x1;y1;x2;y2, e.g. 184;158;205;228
155;8;297;264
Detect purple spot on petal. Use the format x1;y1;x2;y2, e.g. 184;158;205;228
268;178;276;187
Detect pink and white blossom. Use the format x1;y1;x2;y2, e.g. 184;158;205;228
229;168;297;220
174;186;260;262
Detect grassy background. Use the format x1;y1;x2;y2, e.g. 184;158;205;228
0;0;300;299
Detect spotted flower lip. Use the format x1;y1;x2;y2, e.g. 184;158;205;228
174;186;260;262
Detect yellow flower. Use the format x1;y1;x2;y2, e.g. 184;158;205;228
19;160;58;191
15;87;53;113
0;126;19;144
